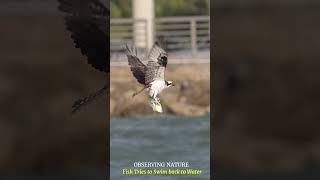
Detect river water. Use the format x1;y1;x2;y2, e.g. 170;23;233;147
111;114;211;180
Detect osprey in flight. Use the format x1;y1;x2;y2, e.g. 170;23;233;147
58;0;109;113
126;42;175;112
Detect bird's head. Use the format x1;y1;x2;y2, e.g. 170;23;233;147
165;80;175;87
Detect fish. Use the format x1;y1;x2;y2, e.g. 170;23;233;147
149;98;163;113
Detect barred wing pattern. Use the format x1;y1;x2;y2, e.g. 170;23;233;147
145;43;168;85
126;45;147;85
58;0;109;72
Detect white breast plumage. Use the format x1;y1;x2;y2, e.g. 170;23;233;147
148;80;167;99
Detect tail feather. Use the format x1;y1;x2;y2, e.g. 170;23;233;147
72;85;107;114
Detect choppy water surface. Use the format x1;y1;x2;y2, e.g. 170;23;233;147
111;114;210;180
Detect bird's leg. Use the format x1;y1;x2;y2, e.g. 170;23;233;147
132;84;150;97
72;85;108;114
152;92;160;104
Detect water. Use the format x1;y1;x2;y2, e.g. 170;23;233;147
110;114;210;180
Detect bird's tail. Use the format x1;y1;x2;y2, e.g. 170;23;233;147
71;85;107;114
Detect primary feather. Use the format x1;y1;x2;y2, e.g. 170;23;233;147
125;44;147;85
58;0;109;73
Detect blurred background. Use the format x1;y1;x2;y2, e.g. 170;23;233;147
213;0;320;179
109;0;210;179
0;0;107;179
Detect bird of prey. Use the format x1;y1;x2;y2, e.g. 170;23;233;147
57;0;109;113
126;42;175;112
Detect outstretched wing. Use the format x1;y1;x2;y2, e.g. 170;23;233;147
125;44;147;85
145;42;168;85
58;0;109;73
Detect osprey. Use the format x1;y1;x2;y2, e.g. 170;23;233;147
126;42;175;112
58;0;109;113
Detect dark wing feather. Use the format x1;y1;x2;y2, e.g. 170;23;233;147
145;42;168;84
125;45;147;85
147;41;168;67
58;0;109;73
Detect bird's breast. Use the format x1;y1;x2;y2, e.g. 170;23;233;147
149;80;166;95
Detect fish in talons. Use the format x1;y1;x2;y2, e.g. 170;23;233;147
149;97;163;113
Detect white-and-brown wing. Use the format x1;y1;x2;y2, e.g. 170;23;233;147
126;44;147;85
145;42;168;85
